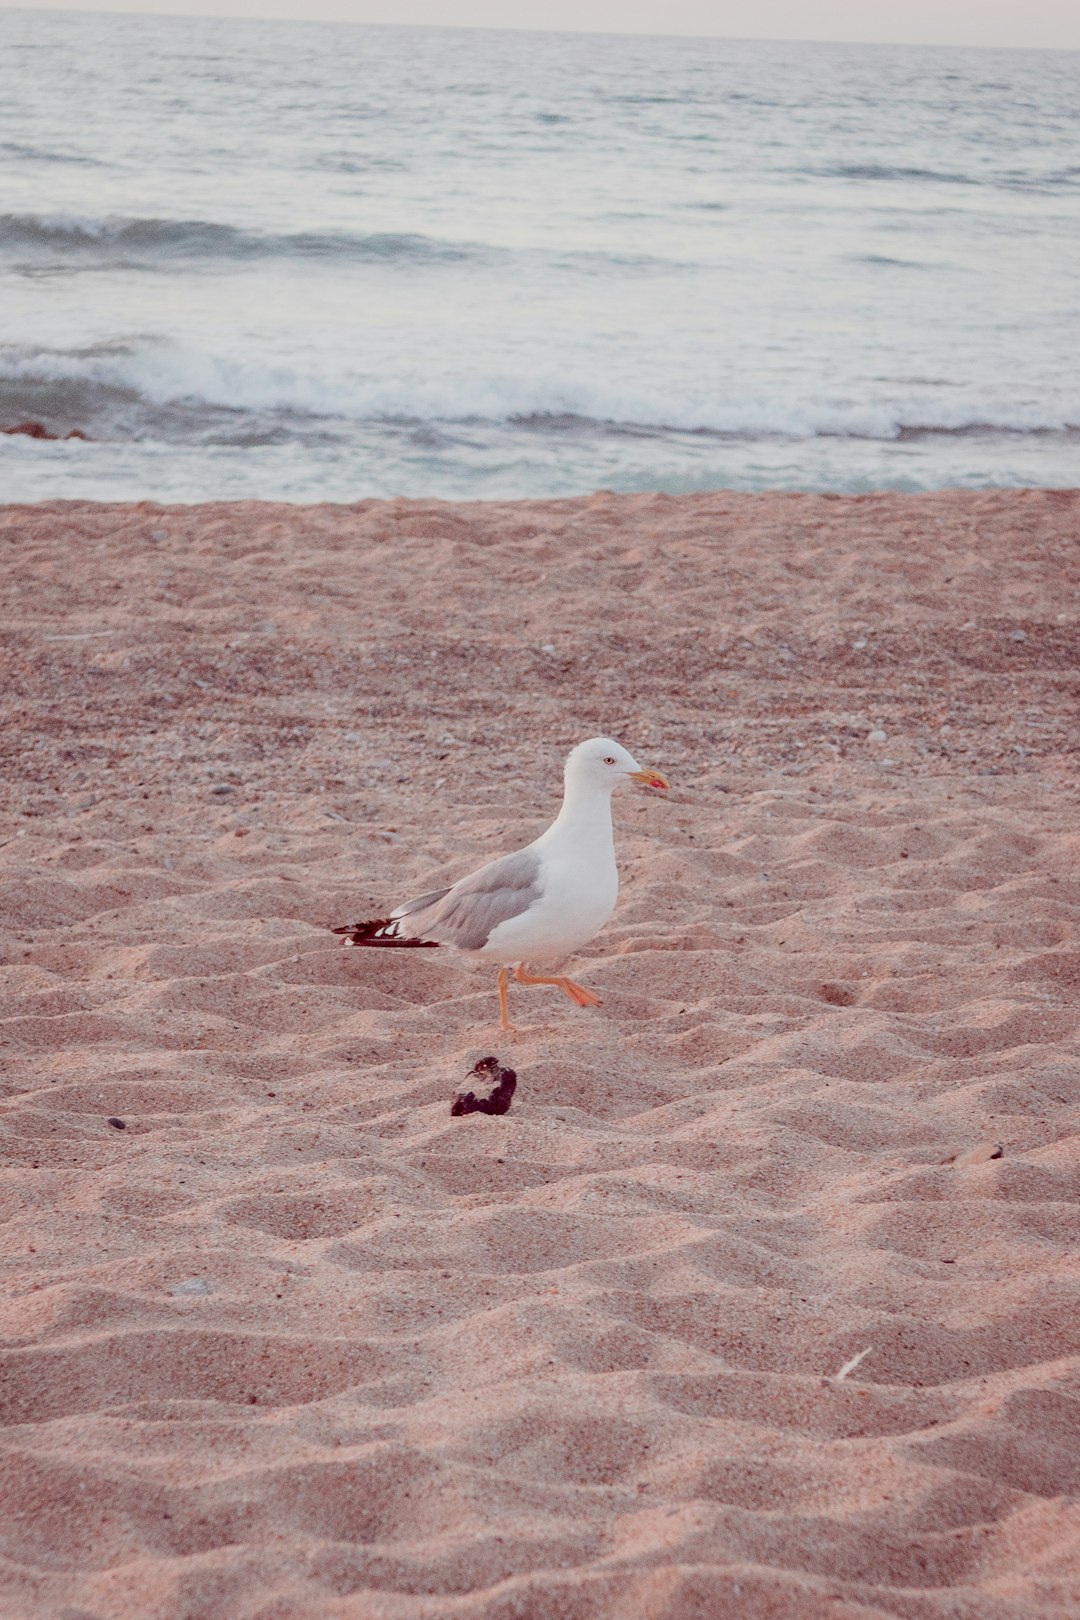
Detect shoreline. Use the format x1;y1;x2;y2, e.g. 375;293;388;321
2;489;1078;1619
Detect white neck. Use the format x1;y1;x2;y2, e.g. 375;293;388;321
542;773;615;849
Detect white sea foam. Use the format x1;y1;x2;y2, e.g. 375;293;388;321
3;339;1077;441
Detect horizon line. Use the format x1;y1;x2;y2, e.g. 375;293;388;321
4;3;1080;55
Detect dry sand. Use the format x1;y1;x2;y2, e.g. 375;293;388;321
1;490;1078;1619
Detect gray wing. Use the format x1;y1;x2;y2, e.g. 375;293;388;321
391;885;454;920
394;850;543;951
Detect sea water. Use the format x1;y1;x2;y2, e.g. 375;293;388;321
1;10;1077;501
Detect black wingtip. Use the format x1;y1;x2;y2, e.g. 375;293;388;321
332;917;440;948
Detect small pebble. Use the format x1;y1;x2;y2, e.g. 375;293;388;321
106;1117;126;1130
867;728;887;745
1009;630;1027;642
210;783;235;795
851;638;867;650
541;643;557;654
171;1277;212;1297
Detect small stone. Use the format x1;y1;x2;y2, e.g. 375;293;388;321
210;783;235;795
171;1277;212;1297
541;643;557;654
1009;630;1027;642
149;528;168;543
106;1116;126;1130
852;638;867;650
867;728;887;745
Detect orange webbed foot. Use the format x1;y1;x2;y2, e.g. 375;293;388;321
563;980;602;1009
511;963;601;1012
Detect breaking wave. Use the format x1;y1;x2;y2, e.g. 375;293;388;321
3;340;1078;446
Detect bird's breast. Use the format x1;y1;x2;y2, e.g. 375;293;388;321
480;844;618;962
541;845;618;915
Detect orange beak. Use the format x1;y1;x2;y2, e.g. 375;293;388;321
630;766;670;791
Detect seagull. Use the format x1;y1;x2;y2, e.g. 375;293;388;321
333;737;669;1031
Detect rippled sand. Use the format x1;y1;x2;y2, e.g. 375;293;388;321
1;492;1078;1619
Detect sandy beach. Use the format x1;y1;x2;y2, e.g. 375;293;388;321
1;489;1078;1619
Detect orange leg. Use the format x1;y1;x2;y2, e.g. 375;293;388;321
513;962;602;1009
496;965;516;1033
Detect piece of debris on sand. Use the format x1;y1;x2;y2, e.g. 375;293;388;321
451;1056;517;1117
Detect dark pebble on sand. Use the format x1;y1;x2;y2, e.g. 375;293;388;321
107;1117;126;1130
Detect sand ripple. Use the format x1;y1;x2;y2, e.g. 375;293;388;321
1;493;1078;1618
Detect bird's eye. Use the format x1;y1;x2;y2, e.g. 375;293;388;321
603;756;616;765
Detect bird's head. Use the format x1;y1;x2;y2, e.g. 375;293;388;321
564;737;670;795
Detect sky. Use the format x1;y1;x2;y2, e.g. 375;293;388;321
6;0;1080;50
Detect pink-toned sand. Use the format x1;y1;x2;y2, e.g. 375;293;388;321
1;491;1078;1620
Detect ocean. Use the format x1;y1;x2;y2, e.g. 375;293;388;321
1;10;1078;502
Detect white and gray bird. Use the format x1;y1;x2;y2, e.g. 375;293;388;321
333;736;669;1030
